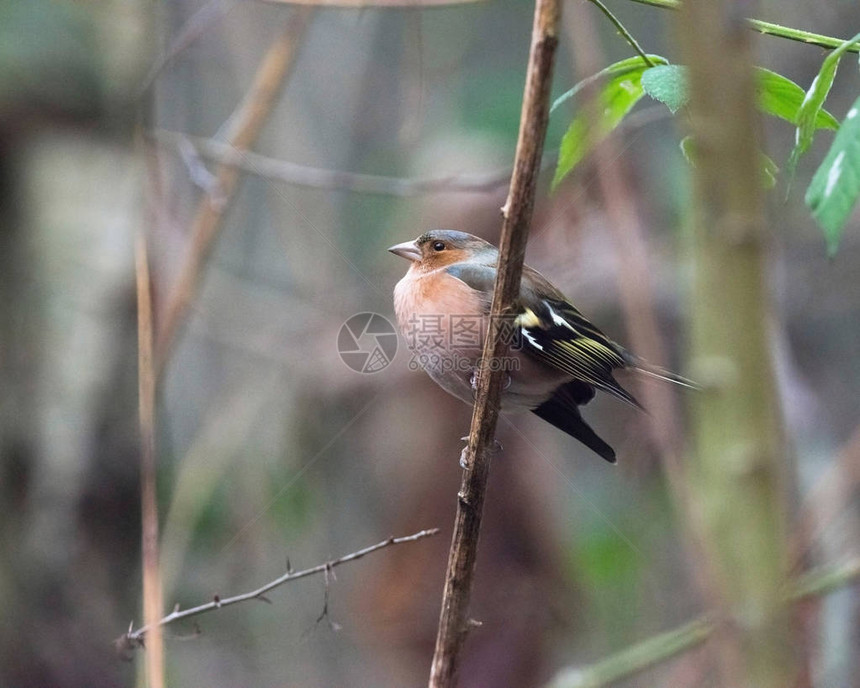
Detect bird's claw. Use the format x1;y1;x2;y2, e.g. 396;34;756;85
458;436;503;469
470;370;512;399
459;445;470;469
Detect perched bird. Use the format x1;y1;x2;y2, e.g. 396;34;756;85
389;229;694;464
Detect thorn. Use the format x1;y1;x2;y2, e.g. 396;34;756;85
213;594;221;608
128;620;134;633
256;594;273;605
467;618;483;628
286;557;292;574
173;603;180;614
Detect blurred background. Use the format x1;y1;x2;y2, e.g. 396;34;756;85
1;0;859;686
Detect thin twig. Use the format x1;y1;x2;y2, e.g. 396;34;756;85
427;2;561;686
135;226;163;686
545;556;860;688
154;106;670;197
118;528;439;649
154;8;314;375
586;0;654;66
153;129;520;196
626;0;860;54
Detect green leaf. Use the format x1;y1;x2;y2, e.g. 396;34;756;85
641;64;688;114
623;63;840;130
806;97;860;256
788;32;860;178
550;55;667;114
638;65;841;128
552;57;668;189
680;136;780;189
755;68;839;130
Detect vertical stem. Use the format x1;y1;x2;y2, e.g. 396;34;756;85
136;229;163;688
427;2;561;686
678;1;793;686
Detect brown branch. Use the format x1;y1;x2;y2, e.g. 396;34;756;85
154;8;314;374
135;226;163;686
427;2;561;686
118;528;439;651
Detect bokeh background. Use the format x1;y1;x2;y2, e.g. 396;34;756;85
1;0;859;686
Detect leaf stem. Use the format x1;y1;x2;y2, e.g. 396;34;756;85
587;0;655;67
626;0;860;53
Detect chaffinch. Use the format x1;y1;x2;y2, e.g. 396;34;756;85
389;229;693;464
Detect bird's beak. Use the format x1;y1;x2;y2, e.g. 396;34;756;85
388;240;421;262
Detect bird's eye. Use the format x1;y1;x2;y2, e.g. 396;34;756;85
432;241;446;252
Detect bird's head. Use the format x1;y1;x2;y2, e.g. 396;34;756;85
388;230;496;272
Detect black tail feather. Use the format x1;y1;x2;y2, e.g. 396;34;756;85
532;386;616;463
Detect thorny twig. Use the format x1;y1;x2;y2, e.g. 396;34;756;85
116;529;439;654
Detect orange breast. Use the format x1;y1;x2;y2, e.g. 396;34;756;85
393;268;487;342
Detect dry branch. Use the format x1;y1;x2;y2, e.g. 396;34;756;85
154;8;314;373
118;528;439;650
427;1;561;686
135;228;163;687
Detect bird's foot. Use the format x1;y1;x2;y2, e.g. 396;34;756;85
469;370;512;399
459;444;469;469
458;436;503;469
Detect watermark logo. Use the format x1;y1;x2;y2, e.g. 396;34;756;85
337;313;398;373
403;314;522;373
407;351;521;373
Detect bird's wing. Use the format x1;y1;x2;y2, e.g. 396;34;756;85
445;261;640;408
516;297;642;409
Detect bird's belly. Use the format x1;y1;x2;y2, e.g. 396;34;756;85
415;343;565;413
502;349;568;411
